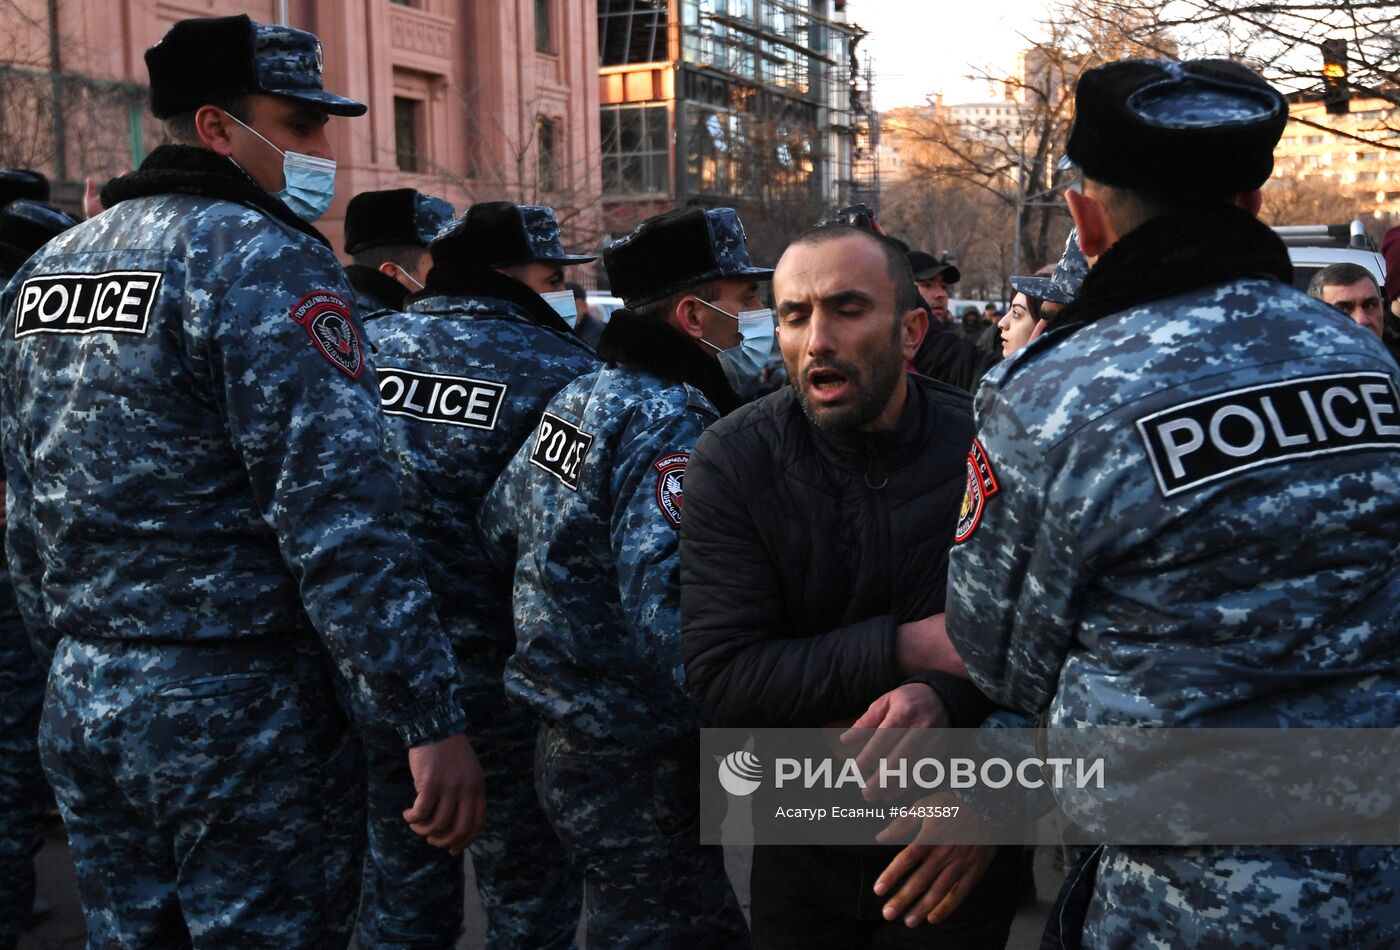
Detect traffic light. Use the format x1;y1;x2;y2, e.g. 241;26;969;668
1321;38;1348;116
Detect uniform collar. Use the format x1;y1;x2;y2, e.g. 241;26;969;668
408;261;575;336
1047;203;1292;340
99;144;331;248
595;308;742;416
346;264;410;312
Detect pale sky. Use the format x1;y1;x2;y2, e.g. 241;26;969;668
844;0;1057;110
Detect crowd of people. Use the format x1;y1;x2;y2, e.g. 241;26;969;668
2;12;1400;950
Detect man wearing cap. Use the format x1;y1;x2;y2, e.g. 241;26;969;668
478;206;767;945
907;250;958;325
343;187;454;317
947;59;1400;945
0;15;483;946
0;182;74;950
905;251;999;391
358;201;596;948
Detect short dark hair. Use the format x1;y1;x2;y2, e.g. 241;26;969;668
1307;262;1380;299
162;95;251;146
1086;178;1235;236
786;223;919;315
352;244;428;273
633;279;724;321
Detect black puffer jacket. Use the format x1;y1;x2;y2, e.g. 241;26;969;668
912;321;1000;392
680;373;995;728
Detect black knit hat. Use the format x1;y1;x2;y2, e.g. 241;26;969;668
144;14;366;119
0;169;49;209
430;202;595;269
1066;58;1286;196
344;189;454;254
603;207;773;309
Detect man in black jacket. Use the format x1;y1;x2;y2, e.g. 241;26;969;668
680;223;1018;948
905;251;999;390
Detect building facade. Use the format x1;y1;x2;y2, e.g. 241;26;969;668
1272;97;1400;219
597;0;872;262
0;0;603;264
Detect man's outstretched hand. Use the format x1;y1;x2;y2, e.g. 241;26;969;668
403;733;486;857
873;794;997;928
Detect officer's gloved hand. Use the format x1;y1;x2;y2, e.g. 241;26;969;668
403;733;486;856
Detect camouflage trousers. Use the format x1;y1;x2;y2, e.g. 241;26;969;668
1082;845;1400;948
41;635;364;949
535;723;750;949
356;669;582;949
0;567;45;949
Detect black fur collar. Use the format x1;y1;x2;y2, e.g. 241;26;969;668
408;262;575;337
346;264;410;312
596;308;742;416
1049;203;1292;336
100;144;329;247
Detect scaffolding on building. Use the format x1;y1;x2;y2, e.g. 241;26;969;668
843;39;880;213
670;0;871;212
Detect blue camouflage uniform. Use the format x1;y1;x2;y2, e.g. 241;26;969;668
0;143;466;947
0;256;43;946
357;273;596;948
949;59;1400;947
479;309;749;947
0;198;79;948
948;259;1400;946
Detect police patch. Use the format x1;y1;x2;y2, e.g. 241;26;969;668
654;453;688;528
954;440;999;543
379;367;506;430
529;411;593;490
1136;372;1400;497
14;271;161;338
290;291;362;379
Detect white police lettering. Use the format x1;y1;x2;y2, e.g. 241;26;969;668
15;271;162;338
528;411;594;491
1137;372;1400;497
378;367;506;430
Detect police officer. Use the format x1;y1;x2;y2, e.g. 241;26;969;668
358;202;596;948
479;207;770;946
0;15;483;946
0;193;76;950
343;187;453;317
945;59;1400;946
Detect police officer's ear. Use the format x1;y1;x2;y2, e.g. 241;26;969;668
194;105;239;157
1235;189;1264;218
1066;187;1111;261
670;294;706;342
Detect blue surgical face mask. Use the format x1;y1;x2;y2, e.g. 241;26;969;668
540;289;579;324
696;297;776;389
228;113;337;223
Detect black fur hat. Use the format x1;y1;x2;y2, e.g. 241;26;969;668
0;200;78;257
603;207;772;309
145;14;366;119
431;202;594;269
1066;59;1286;196
344;189;454;254
0;169;49;209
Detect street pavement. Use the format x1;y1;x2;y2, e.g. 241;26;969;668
20;821;1063;948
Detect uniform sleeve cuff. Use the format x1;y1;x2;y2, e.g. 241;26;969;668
902;670;998;728
395;698;468;748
